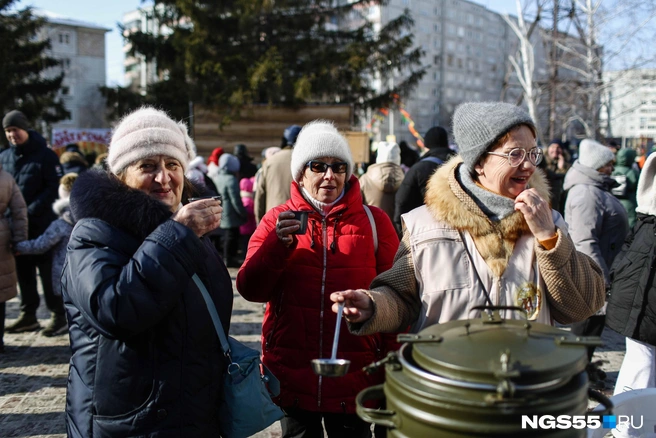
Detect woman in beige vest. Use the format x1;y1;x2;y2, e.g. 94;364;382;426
331;102;606;334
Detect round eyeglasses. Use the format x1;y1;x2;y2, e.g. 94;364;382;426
487;147;543;167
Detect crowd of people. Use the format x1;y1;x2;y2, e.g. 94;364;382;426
0;102;654;437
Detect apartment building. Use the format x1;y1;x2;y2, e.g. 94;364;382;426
37;11;110;129
602;69;656;143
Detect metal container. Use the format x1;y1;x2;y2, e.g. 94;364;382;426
357;307;611;437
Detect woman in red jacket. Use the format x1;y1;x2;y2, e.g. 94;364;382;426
237;120;399;438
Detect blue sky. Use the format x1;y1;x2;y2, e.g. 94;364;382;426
13;0;518;87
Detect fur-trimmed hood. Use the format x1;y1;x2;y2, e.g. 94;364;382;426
69;169;173;241
52;197;74;225
423;156;551;276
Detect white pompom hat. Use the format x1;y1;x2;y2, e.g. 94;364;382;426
107;107;196;175
290;120;353;182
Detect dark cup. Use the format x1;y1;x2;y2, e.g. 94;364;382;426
291;211;309;235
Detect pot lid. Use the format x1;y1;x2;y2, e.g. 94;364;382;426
401;308;599;386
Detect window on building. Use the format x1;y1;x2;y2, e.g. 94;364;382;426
61;86;70;95
58;33;70;44
447;54;454;66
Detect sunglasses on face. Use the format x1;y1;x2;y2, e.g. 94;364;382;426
487;147;544;167
306;160;348;174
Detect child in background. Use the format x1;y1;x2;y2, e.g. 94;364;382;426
15;173;78;336
239;176;256;260
0;168;27;353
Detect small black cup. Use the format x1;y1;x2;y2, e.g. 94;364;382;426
291;211;309;235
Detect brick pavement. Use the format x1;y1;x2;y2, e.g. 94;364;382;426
0;267;626;438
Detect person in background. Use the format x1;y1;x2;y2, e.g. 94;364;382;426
0;162;27;353
331;102;605;339
563;138;629;387
212;153;247;267
61;106;232;437
543;139;571;214
254;124;302;223
359;141;404;221
607;152;656;395
15;173;78;317
186;155;218;195
612;147;640;228
239;176;256;262
93;152;108;171
393;126;455;237
2;110;64;336
237;120;400;438
398;140;419;173
59;150;89;175
234;143;258;179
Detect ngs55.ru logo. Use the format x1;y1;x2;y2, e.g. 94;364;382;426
522;415;644;431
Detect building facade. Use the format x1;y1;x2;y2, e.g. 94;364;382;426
601;69;656;144
37;11;110;130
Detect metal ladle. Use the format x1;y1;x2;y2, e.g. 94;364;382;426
311;302;351;377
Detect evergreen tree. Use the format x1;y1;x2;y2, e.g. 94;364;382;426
113;0;425;124
0;0;69;130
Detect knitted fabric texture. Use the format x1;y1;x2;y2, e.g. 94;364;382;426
107;107;196;175
219;153;240;173
578;139;615;171
423;126;449;149
375;141;401;165
2;110;30;131
453;102;535;172
290;120;354;182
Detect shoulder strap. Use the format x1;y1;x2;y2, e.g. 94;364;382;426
363;204;378;254
421;156;443;165
192;273;232;360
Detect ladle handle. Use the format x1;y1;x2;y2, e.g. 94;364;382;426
331;303;344;360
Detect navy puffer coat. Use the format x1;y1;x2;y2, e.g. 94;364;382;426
62;170;233;437
0;130;62;237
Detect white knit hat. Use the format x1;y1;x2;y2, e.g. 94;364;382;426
107;107;197;175
290;120;353;182
578;139;615;171
375;141;401;165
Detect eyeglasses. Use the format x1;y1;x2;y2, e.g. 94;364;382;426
487;147;543;167
306;160;348;174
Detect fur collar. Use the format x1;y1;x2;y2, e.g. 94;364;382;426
69;169;173;241
423;156;551;276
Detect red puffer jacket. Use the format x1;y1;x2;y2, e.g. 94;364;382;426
237;176;400;413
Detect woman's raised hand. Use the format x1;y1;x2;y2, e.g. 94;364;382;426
275;211;301;247
330;290;374;324
173;198;222;237
514;188;556;241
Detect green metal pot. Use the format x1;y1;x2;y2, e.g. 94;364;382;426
357;308;610;437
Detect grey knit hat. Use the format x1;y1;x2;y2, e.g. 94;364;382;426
578;138;615;170
453;102;536;172
108;107;197;175
290;120;353;182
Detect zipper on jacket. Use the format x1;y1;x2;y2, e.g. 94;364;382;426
317;217;328;409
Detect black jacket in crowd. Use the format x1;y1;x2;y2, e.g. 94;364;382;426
62;170;234;437
606;213;656;346
393;147;456;236
0;130;62;237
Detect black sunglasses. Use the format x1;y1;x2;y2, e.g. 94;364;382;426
306;160;348;174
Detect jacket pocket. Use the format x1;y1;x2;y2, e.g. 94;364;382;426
92;383;158;437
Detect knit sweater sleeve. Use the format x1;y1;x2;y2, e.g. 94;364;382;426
348;230;421;335
536;228;606;324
